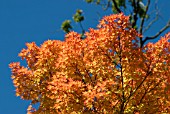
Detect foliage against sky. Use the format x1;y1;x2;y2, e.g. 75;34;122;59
62;0;170;47
9;13;170;113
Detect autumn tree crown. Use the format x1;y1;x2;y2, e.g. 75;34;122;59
9;13;170;113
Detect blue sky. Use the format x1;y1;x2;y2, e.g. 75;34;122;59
0;0;169;114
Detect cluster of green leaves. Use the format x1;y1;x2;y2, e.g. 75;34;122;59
73;9;84;23
61;20;72;33
85;0;100;4
61;9;84;33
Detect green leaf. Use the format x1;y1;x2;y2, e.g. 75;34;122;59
61;20;72;33
85;0;93;3
96;0;100;5
73;9;84;22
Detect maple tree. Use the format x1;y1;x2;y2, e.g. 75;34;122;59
9;13;170;113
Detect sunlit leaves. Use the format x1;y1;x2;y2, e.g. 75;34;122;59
9;13;170;113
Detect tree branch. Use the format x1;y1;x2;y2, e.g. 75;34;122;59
142;20;170;46
124;71;152;109
124;60;152;109
139;0;150;34
143;0;159;33
139;0;150;47
143;14;158;33
136;79;163;111
79;22;85;39
117;36;126;113
131;0;140;28
112;0;121;13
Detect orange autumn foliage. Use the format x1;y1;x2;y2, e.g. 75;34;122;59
9;13;170;113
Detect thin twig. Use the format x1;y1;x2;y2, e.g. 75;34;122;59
79;22;85;35
102;0;111;11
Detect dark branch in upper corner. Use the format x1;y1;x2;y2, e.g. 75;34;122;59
139;0;150;34
112;0;121;13
143;13;158;33
141;20;170;46
143;0;159;33
139;0;150;48
131;0;139;28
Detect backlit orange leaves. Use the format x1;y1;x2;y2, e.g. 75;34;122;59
9;13;170;113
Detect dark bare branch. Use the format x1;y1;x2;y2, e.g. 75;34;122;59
143;14;158;33
139;0;150;34
142;20;170;46
124;60;153;109
112;0;121;13
139;0;150;48
131;0;140;28
79;22;85;37
143;0;159;33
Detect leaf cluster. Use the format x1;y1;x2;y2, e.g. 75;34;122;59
61;9;85;34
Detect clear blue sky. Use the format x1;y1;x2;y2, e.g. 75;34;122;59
0;0;169;114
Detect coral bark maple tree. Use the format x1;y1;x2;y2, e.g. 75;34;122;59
9;13;170;113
